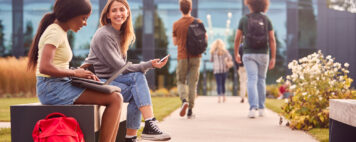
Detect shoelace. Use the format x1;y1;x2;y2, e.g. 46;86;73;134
149;120;163;133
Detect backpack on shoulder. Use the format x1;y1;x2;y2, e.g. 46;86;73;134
32;112;85;142
186;19;207;56
246;13;269;49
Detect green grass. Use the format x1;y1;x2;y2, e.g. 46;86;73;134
0;128;11;142
151;97;181;121
308;128;329;142
0;97;39;122
265;98;285;114
265;98;329;142
137;97;181;136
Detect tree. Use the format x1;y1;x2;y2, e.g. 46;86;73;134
0;20;5;56
68;30;80;67
23;21;33;55
133;6;171;88
266;31;286;84
68;31;75;48
298;0;316;49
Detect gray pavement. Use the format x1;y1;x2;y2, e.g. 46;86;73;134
142;96;318;142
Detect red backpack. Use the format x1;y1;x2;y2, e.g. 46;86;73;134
32;112;85;142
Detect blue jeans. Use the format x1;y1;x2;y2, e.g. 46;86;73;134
242;54;269;110
214;73;227;95
100;72;152;130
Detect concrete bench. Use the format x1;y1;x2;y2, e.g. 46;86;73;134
329;99;356;142
10;103;128;142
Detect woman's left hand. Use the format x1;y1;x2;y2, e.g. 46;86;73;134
151;55;169;69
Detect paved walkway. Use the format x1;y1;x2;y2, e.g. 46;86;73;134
142;96;317;142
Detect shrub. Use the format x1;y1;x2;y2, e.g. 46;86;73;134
169;87;179;97
277;51;353;130
151;88;170;97
0;57;36;97
266;84;280;98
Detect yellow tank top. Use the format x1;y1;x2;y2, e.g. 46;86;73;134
36;23;72;77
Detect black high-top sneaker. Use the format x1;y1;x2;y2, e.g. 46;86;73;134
125;136;137;142
141;118;171;141
187;108;195;119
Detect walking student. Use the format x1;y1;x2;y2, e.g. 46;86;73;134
82;0;170;141
27;0;123;141
210;39;232;103
234;0;276;118
237;45;248;103
172;0;207;119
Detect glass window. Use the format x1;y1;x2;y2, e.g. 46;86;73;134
127;0;143;62
154;0;180;72
22;0;99;58
0;0;12;55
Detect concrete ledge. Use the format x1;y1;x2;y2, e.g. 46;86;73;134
329;99;356;127
10;103;128;142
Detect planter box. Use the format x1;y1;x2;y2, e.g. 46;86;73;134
329;99;356;142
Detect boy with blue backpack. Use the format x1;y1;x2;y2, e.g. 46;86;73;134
234;0;276;118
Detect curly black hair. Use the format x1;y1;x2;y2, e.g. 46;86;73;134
246;0;269;13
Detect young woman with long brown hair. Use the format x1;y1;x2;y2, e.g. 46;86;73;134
83;0;171;141
27;0;123;141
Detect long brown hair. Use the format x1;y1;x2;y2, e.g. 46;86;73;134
27;0;92;70
100;0;135;57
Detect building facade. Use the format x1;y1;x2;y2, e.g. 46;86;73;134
0;0;355;90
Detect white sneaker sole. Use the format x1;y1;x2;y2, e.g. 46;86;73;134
141;134;171;141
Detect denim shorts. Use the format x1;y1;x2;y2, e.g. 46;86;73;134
36;76;86;105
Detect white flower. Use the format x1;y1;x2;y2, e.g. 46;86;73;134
290;85;296;90
300;75;305;80
330;80;335;86
302;92;307;96
284;99;289;103
326;55;332;60
276;77;283;83
344;63;349;68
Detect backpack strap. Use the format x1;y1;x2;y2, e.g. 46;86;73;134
45;112;66;119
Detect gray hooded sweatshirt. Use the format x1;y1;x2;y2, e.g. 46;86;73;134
83;24;153;78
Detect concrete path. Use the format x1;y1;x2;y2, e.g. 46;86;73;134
142;96;318;142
